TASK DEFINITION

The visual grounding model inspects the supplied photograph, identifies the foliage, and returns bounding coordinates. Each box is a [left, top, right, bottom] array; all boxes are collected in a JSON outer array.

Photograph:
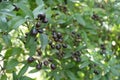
[[0, 0, 120, 80]]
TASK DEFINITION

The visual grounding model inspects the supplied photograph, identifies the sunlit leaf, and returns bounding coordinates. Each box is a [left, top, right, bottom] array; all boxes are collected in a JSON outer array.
[[40, 34, 48, 50]]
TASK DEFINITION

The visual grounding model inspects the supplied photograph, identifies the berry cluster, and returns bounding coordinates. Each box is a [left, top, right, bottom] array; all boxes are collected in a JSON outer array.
[[71, 31, 81, 46], [71, 51, 81, 62], [91, 14, 99, 21], [49, 30, 68, 59], [27, 56, 56, 70], [30, 13, 48, 38], [13, 4, 20, 11], [26, 13, 57, 70], [25, 14, 84, 71], [93, 70, 99, 75], [100, 44, 106, 55], [88, 64, 99, 75]]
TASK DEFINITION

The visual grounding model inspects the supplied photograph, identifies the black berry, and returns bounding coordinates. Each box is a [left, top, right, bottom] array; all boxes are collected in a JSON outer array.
[[94, 70, 99, 75], [51, 44, 55, 49], [37, 50, 42, 56], [30, 28, 38, 36], [38, 13, 45, 20], [36, 22, 41, 28], [57, 32, 62, 38], [27, 56, 35, 63], [36, 63, 42, 70], [38, 28, 43, 33], [92, 14, 99, 20], [76, 57, 81, 62], [56, 44, 61, 50], [48, 58, 53, 62], [100, 44, 106, 50], [13, 4, 20, 11], [49, 40, 52, 45], [76, 51, 81, 56], [58, 38, 63, 43], [54, 37, 59, 42], [42, 18, 48, 23], [62, 43, 67, 48], [50, 64, 56, 70], [43, 60, 49, 66], [52, 34, 57, 39]]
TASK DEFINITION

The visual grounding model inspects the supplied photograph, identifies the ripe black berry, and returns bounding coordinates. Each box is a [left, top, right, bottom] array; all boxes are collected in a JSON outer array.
[[36, 63, 42, 70], [71, 31, 76, 37], [50, 64, 56, 70], [58, 38, 63, 43], [49, 40, 52, 45], [36, 22, 41, 28], [43, 60, 49, 66], [42, 18, 48, 23], [51, 44, 55, 49], [76, 57, 81, 62], [54, 37, 59, 42], [38, 13, 45, 20], [13, 4, 20, 11], [62, 43, 67, 48], [48, 58, 53, 62], [92, 14, 99, 20], [38, 28, 43, 33], [100, 50, 106, 55], [52, 34, 57, 39], [37, 50, 42, 56], [57, 32, 62, 38], [76, 34, 81, 39], [30, 28, 38, 36], [52, 30, 56, 35], [56, 44, 61, 50], [94, 70, 99, 75], [71, 31, 75, 35], [76, 51, 81, 56], [100, 44, 106, 50], [27, 56, 35, 63]]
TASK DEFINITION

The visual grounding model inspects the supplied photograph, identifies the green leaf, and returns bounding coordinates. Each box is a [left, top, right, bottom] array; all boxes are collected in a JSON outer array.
[[66, 71, 77, 80], [29, 69, 38, 73], [18, 64, 29, 78], [93, 75, 101, 80], [19, 76, 34, 80], [1, 74, 7, 80], [4, 47, 23, 59], [0, 18, 9, 31], [12, 47, 23, 55], [53, 72, 60, 80], [81, 30, 88, 44], [5, 59, 19, 70], [110, 67, 120, 76], [12, 71, 18, 80], [26, 37, 37, 56], [79, 61, 90, 69], [8, 16, 25, 29], [63, 62, 74, 69], [16, 2, 34, 19], [36, 0, 44, 6], [64, 52, 72, 59], [0, 43, 3, 52], [40, 34, 48, 50], [33, 5, 44, 18], [29, 42, 37, 56], [0, 1, 12, 10], [2, 34, 12, 46], [0, 9, 15, 17], [74, 13, 86, 26]]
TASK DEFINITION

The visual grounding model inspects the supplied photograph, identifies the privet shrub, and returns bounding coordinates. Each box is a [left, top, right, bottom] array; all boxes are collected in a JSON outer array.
[[0, 0, 120, 80]]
